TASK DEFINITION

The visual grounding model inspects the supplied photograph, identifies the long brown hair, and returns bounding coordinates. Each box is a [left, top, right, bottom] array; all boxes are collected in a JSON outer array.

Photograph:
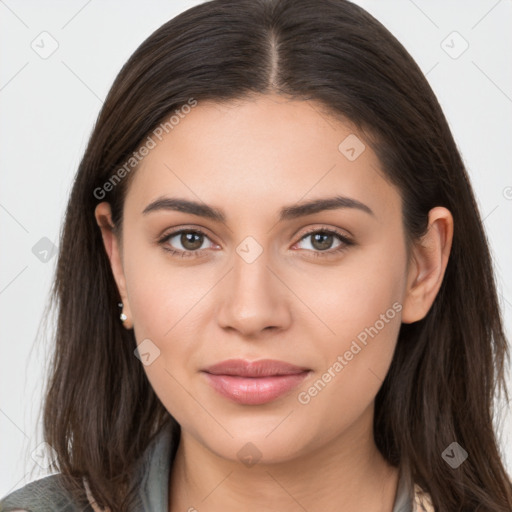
[[38, 0, 512, 510]]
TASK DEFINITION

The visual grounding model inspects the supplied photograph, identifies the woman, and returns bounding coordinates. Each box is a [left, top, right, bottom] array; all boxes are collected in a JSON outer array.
[[1, 0, 511, 511]]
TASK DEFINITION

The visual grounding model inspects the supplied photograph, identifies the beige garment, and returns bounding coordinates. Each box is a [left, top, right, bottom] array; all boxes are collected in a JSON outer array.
[[413, 483, 435, 511], [83, 478, 111, 512]]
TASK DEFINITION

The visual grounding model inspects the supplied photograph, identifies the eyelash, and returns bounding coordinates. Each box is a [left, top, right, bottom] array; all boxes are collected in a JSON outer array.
[[157, 226, 355, 259]]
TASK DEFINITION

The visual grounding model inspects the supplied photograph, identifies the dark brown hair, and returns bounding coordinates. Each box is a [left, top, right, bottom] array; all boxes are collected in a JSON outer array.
[[37, 0, 512, 510]]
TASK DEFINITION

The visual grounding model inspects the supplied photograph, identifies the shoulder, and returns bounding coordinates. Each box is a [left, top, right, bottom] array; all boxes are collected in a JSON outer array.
[[0, 474, 92, 512]]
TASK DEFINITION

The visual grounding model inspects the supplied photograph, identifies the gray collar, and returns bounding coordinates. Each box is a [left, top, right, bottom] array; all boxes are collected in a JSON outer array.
[[134, 422, 178, 511]]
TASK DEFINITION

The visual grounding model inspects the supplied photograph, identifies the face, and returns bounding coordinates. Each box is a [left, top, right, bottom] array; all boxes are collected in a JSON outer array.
[[96, 93, 448, 464]]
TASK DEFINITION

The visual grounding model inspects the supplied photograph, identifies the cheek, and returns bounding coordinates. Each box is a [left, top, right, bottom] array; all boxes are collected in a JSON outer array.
[[296, 283, 403, 443], [123, 237, 210, 339], [122, 247, 209, 427], [295, 319, 399, 449], [295, 241, 406, 412], [122, 241, 216, 398], [306, 240, 407, 343]]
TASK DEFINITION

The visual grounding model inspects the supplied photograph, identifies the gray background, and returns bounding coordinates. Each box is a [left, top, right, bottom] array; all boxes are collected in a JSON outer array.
[[1, 0, 511, 497]]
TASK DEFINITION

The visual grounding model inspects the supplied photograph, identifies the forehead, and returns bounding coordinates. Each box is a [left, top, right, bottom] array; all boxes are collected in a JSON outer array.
[[124, 94, 400, 222]]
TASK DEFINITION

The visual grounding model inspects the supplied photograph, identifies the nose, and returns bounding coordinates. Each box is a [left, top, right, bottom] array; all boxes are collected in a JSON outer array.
[[216, 244, 292, 338]]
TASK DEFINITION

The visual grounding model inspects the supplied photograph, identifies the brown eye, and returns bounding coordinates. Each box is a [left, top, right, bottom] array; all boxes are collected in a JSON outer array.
[[294, 228, 355, 257], [179, 231, 204, 251], [310, 232, 336, 251], [160, 229, 212, 255]]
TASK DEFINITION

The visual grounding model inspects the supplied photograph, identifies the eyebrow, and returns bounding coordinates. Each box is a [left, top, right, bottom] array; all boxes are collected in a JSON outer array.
[[142, 195, 374, 222]]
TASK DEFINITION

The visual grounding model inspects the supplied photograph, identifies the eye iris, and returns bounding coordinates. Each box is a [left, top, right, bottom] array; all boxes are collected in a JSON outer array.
[[181, 232, 203, 251], [311, 232, 334, 251]]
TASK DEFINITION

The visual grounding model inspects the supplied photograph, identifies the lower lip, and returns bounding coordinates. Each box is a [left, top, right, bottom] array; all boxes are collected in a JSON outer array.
[[203, 371, 310, 405]]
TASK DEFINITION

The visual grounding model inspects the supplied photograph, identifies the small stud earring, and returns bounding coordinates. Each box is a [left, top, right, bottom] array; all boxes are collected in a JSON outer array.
[[118, 302, 127, 322]]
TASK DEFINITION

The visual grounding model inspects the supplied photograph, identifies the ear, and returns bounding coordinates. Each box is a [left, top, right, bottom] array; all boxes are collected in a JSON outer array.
[[401, 206, 454, 324], [94, 202, 133, 329]]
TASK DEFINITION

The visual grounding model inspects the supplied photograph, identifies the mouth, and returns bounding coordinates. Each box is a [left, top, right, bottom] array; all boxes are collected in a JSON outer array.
[[201, 358, 311, 405]]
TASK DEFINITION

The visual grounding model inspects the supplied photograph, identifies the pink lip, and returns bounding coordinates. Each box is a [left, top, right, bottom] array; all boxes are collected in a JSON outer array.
[[202, 359, 311, 405]]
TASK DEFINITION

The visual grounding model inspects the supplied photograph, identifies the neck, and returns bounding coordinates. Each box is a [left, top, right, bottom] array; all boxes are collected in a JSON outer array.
[[168, 405, 399, 512]]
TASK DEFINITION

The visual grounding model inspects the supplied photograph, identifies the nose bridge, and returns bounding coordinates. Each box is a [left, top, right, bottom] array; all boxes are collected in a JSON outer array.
[[233, 238, 273, 300], [216, 234, 290, 335]]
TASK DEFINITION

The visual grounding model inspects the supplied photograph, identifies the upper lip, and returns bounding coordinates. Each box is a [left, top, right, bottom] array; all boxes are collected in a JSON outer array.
[[202, 359, 310, 377]]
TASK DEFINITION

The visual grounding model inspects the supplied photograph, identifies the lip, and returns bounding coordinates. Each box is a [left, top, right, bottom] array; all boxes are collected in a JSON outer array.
[[203, 358, 310, 377], [202, 359, 311, 405]]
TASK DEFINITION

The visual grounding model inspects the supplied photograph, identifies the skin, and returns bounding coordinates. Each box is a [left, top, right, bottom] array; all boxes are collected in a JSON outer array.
[[95, 93, 453, 512]]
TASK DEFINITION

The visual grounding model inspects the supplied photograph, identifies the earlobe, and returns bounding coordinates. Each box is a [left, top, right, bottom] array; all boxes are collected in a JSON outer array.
[[401, 207, 454, 324], [94, 202, 134, 329]]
